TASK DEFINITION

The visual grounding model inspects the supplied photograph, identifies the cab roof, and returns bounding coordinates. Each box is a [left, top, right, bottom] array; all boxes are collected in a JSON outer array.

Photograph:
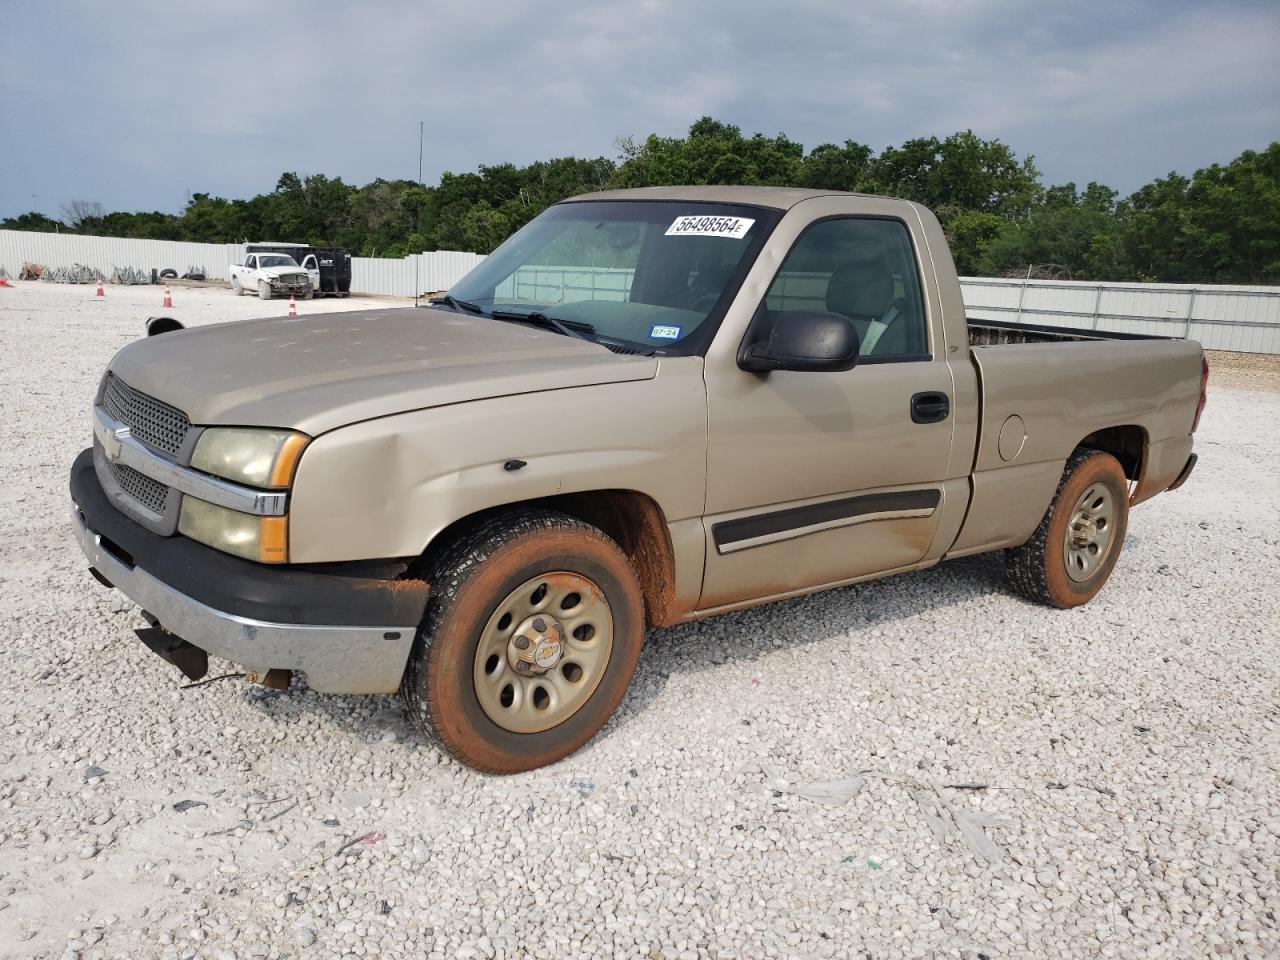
[[562, 184, 880, 210]]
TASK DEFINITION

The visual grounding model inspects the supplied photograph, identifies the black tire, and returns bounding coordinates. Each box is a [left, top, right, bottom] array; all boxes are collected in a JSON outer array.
[[401, 508, 645, 773], [159, 268, 178, 279], [1006, 449, 1129, 608]]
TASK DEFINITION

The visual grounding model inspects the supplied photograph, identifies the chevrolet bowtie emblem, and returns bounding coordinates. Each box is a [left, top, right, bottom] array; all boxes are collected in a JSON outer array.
[[102, 424, 130, 462]]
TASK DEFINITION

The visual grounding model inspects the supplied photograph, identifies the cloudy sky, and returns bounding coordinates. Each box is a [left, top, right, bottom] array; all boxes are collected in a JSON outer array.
[[2, 0, 1277, 219]]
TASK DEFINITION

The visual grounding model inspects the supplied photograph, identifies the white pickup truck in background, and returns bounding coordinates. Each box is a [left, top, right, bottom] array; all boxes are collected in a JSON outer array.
[[228, 253, 313, 301]]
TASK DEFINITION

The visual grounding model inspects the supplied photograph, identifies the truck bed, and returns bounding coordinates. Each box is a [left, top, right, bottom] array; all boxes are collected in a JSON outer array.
[[968, 317, 1171, 347]]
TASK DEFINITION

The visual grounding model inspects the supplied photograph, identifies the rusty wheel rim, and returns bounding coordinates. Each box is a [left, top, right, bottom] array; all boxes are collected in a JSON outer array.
[[473, 571, 614, 734], [1063, 482, 1116, 583]]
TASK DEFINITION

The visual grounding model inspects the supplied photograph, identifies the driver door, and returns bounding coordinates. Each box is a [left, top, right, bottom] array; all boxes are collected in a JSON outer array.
[[301, 253, 320, 292], [699, 215, 956, 610]]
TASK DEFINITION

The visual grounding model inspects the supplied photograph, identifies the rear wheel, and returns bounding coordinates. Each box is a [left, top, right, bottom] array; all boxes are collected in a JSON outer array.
[[1006, 449, 1129, 608], [231, 278, 243, 296], [258, 280, 271, 300], [401, 509, 645, 773]]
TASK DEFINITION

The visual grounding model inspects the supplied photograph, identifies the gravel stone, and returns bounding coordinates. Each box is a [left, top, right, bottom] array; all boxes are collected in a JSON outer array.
[[0, 283, 1276, 959]]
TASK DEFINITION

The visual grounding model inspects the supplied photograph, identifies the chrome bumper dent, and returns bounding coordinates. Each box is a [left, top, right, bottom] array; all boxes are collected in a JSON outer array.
[[72, 504, 417, 694]]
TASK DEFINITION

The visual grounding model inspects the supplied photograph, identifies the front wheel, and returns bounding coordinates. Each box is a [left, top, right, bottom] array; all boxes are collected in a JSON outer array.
[[402, 509, 645, 773], [1006, 449, 1129, 608], [258, 280, 272, 300]]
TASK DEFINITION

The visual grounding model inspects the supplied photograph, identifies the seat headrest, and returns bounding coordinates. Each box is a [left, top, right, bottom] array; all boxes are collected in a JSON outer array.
[[826, 262, 893, 319]]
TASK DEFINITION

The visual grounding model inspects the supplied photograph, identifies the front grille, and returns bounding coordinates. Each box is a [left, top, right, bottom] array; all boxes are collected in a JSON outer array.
[[101, 373, 191, 456], [105, 458, 168, 515]]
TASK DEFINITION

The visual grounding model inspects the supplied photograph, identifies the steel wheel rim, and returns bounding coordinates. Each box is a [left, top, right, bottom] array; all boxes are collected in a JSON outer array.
[[1063, 482, 1116, 583], [473, 571, 614, 734]]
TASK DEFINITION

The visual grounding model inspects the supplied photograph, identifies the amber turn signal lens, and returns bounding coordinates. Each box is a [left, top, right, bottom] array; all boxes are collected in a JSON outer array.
[[258, 516, 289, 563], [269, 433, 309, 488]]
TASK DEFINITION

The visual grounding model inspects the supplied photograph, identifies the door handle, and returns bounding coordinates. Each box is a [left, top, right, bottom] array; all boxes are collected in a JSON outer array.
[[910, 391, 950, 424]]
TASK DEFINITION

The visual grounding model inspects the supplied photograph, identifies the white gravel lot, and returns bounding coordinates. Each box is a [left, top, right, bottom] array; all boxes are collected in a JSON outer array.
[[1, 281, 1277, 960]]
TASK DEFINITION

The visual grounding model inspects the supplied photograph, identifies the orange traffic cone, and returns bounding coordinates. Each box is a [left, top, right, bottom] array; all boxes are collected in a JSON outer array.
[[95, 279, 105, 297], [288, 294, 297, 318], [162, 283, 173, 308]]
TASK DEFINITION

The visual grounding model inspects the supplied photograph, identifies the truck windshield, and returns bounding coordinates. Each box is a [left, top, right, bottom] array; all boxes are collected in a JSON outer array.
[[259, 255, 299, 268], [447, 200, 780, 353]]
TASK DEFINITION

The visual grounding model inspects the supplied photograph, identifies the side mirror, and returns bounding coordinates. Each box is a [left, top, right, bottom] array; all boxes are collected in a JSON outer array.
[[738, 310, 859, 373], [146, 316, 185, 337]]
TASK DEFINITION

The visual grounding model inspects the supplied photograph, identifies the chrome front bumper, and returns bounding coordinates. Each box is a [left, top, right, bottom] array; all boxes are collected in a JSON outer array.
[[72, 504, 419, 694]]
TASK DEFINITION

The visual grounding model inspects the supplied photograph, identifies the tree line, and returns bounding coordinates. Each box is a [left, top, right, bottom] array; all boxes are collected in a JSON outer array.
[[5, 118, 1277, 284]]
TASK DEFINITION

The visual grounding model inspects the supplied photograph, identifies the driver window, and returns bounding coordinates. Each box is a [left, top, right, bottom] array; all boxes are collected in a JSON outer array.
[[244, 255, 256, 268], [763, 218, 928, 361]]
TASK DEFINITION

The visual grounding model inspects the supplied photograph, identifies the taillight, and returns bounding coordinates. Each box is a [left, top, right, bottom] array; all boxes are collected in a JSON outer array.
[[1192, 354, 1209, 432]]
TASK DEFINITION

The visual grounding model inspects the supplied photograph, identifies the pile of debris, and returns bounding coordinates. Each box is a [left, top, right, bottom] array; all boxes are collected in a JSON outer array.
[[19, 262, 45, 280], [43, 263, 105, 284], [182, 265, 207, 281], [110, 266, 152, 285]]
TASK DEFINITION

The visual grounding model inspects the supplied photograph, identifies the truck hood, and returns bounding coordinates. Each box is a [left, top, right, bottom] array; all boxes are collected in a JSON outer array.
[[107, 307, 659, 436], [258, 266, 306, 278]]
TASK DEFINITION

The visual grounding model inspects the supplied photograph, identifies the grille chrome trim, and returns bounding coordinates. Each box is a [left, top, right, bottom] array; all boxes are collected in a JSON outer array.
[[102, 373, 190, 456], [93, 406, 288, 517]]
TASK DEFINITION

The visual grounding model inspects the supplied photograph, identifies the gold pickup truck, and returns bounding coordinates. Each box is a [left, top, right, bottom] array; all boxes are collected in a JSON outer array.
[[70, 186, 1207, 772]]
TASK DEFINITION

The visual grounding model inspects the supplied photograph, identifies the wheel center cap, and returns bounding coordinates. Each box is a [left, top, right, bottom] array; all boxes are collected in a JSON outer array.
[[532, 636, 563, 669], [1071, 516, 1097, 546], [510, 616, 564, 672]]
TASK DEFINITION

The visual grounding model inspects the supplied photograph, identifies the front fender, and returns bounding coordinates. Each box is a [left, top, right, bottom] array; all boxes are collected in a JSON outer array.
[[287, 359, 708, 563]]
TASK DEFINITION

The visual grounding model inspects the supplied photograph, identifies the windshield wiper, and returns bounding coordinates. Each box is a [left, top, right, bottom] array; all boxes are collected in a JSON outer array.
[[490, 309, 656, 355], [428, 294, 485, 315], [490, 309, 596, 342]]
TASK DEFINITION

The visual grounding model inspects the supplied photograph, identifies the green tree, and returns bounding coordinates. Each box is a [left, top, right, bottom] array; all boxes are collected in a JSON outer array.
[[979, 182, 1120, 279], [4, 121, 1272, 285], [1111, 144, 1280, 283], [1, 211, 65, 231], [864, 131, 1042, 269], [611, 117, 804, 188], [796, 140, 873, 191]]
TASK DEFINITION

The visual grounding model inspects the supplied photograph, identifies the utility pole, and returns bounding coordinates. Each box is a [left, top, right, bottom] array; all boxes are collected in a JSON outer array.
[[414, 120, 424, 307]]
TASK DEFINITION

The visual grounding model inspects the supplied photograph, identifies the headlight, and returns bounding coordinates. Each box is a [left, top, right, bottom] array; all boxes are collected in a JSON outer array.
[[179, 497, 289, 563], [191, 428, 308, 488]]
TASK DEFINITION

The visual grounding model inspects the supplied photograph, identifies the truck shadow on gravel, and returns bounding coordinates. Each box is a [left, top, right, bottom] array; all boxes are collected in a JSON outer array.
[[233, 552, 1011, 756], [609, 551, 1011, 729]]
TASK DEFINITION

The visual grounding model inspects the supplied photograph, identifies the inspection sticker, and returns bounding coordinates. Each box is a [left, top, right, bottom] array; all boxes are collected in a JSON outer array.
[[665, 214, 755, 239], [649, 324, 682, 340]]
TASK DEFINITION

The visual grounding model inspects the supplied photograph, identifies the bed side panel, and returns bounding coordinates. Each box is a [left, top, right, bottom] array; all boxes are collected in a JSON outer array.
[[947, 339, 1201, 555]]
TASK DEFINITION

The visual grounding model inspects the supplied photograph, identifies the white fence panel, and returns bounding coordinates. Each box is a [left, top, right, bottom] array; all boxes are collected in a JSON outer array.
[[350, 251, 485, 297], [0, 229, 245, 280], [960, 277, 1280, 354], [1, 229, 485, 299], [4, 229, 1276, 353]]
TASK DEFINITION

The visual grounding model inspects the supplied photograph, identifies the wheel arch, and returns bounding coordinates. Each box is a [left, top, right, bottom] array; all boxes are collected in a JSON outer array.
[[413, 489, 680, 628], [1075, 424, 1147, 485]]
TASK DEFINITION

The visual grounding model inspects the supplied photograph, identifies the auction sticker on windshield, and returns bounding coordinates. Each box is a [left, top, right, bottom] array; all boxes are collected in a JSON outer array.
[[665, 215, 755, 239]]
